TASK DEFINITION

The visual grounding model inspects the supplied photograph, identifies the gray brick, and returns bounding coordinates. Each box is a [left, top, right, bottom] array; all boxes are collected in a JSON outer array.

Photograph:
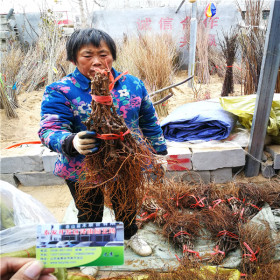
[[265, 145, 280, 169], [0, 146, 44, 174], [192, 146, 245, 171], [210, 168, 232, 183], [42, 148, 58, 172], [15, 172, 64, 186], [165, 170, 210, 184], [182, 170, 211, 184], [0, 173, 18, 187]]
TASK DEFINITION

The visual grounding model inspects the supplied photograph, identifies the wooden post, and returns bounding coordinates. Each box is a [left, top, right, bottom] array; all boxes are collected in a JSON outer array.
[[244, 0, 280, 177]]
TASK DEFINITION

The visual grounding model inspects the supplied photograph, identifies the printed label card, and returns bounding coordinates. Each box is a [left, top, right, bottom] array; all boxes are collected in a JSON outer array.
[[36, 222, 124, 268]]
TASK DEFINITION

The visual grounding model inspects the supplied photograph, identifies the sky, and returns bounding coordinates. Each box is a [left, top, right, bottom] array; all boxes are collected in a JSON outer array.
[[0, 0, 80, 14], [1, 0, 274, 17], [0, 0, 181, 14]]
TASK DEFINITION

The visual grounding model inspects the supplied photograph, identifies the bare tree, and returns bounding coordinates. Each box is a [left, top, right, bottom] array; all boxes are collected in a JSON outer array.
[[78, 0, 87, 27]]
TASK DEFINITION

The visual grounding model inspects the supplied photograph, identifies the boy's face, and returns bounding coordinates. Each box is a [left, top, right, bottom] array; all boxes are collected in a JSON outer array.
[[75, 40, 113, 78]]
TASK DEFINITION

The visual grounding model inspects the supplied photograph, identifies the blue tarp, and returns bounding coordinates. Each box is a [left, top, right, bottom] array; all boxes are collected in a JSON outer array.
[[161, 100, 237, 142]]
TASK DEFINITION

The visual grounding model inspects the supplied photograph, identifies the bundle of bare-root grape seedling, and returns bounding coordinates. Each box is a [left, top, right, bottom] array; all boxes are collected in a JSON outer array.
[[137, 178, 280, 277], [76, 69, 161, 224], [74, 69, 279, 278]]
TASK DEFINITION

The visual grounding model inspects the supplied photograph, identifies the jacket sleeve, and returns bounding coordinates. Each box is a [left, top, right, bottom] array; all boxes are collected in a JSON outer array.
[[38, 85, 75, 155], [138, 80, 167, 154]]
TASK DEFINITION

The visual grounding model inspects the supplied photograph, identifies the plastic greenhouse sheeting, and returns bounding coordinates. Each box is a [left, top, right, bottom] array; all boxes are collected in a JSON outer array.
[[220, 94, 280, 144], [160, 99, 237, 142]]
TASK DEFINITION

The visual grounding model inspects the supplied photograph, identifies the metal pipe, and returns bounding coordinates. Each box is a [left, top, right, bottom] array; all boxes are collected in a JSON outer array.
[[149, 75, 193, 97], [153, 92, 173, 106], [188, 2, 197, 87], [175, 0, 186, 14]]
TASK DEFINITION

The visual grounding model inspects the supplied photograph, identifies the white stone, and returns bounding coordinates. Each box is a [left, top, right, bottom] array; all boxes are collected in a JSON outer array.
[[42, 148, 58, 172], [192, 146, 245, 171], [0, 173, 18, 187], [15, 172, 64, 186], [166, 146, 192, 171], [0, 145, 44, 173], [265, 145, 280, 169]]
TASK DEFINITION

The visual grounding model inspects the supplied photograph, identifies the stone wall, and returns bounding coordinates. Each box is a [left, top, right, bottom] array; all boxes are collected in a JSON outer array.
[[1, 142, 279, 187], [0, 143, 244, 187]]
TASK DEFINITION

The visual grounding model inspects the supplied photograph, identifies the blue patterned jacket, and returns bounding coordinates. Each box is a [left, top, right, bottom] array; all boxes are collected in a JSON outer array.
[[38, 67, 167, 180]]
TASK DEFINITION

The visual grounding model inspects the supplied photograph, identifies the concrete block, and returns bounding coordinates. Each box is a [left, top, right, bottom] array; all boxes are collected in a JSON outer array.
[[265, 145, 280, 169], [0, 173, 18, 187], [42, 148, 58, 172], [210, 168, 232, 183], [0, 145, 44, 174], [166, 146, 192, 171], [165, 170, 210, 184], [15, 172, 64, 186], [192, 146, 245, 171]]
